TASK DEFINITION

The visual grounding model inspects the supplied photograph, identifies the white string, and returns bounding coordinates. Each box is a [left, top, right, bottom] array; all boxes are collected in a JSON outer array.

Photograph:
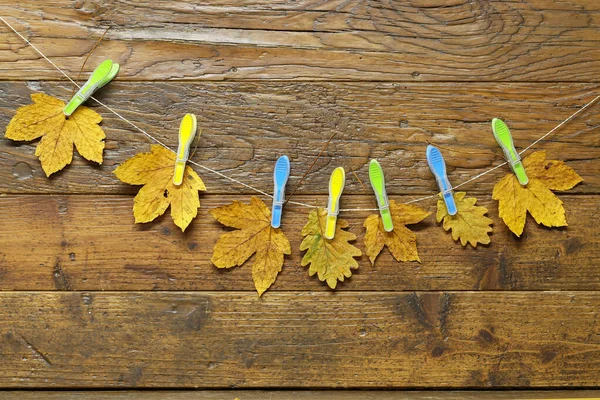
[[519, 93, 600, 155], [2, 16, 597, 213]]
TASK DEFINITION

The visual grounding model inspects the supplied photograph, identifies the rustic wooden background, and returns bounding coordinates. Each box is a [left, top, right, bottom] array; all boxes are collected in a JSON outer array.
[[1, 0, 600, 398]]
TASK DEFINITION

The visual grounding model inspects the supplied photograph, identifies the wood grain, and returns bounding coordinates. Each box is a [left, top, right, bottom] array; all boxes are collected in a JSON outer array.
[[2, 0, 600, 392], [2, 1, 600, 81], [1, 291, 600, 388], [1, 81, 598, 195], [2, 390, 600, 399], [0, 194, 596, 291]]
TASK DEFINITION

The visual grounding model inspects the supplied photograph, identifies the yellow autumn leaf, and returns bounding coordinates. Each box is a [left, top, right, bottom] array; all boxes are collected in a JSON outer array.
[[211, 196, 291, 296], [492, 150, 583, 236], [363, 200, 431, 265], [5, 93, 105, 176], [114, 144, 206, 232], [299, 208, 362, 289], [436, 192, 492, 247]]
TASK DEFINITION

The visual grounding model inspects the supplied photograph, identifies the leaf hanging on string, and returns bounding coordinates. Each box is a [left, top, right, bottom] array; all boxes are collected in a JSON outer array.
[[114, 144, 206, 232], [436, 192, 492, 247], [211, 196, 291, 296], [492, 151, 583, 236], [363, 200, 431, 265], [5, 93, 105, 176], [299, 208, 362, 289]]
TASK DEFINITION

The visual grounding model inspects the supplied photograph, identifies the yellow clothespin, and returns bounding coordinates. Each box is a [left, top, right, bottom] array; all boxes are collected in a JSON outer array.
[[63, 59, 119, 116], [173, 113, 198, 186], [324, 167, 345, 240]]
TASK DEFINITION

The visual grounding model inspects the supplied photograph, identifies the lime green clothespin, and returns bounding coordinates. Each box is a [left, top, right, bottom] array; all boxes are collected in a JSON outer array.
[[324, 167, 345, 240], [63, 59, 119, 116], [369, 159, 394, 232], [492, 118, 529, 186], [173, 113, 198, 186]]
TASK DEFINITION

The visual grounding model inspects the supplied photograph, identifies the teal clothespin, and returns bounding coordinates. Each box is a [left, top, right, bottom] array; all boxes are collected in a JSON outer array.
[[491, 118, 529, 186], [369, 159, 394, 232], [426, 145, 457, 215], [63, 59, 119, 116], [271, 155, 290, 228]]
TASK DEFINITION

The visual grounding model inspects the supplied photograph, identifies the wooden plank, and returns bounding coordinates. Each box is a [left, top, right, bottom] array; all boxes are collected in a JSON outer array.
[[2, 1, 600, 81], [2, 390, 600, 399], [0, 194, 597, 291], [1, 81, 599, 195], [0, 291, 599, 388]]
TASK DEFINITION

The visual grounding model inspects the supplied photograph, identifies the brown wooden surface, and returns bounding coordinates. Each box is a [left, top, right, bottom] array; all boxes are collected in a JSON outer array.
[[2, 2, 600, 81], [1, 0, 600, 394], [2, 390, 600, 399], [1, 291, 600, 388], [0, 194, 597, 291], [1, 82, 599, 196]]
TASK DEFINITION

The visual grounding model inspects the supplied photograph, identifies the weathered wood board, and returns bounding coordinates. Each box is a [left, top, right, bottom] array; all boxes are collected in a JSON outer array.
[[0, 194, 596, 291], [2, 2, 600, 81], [0, 82, 598, 195], [1, 291, 600, 388], [1, 0, 599, 393]]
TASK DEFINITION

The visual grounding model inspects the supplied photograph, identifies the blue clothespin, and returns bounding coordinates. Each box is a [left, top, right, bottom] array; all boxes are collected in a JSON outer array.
[[271, 155, 290, 228], [426, 145, 457, 215]]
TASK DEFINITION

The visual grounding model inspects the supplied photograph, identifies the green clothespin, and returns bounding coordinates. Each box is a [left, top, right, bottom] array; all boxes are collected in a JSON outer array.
[[63, 59, 119, 116], [492, 118, 529, 186], [369, 159, 394, 232]]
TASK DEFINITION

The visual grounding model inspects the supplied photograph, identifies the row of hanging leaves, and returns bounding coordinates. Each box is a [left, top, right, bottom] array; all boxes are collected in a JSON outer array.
[[5, 94, 583, 296]]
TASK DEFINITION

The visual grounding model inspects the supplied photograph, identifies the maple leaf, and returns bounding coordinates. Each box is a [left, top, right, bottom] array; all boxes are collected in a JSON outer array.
[[114, 144, 206, 232], [211, 196, 291, 296], [436, 192, 493, 247], [363, 200, 431, 265], [299, 208, 362, 289], [5, 93, 105, 176], [493, 150, 583, 236]]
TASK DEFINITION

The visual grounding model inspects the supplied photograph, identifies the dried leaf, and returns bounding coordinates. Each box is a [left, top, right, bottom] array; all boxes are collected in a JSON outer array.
[[436, 192, 492, 247], [114, 145, 206, 232], [211, 196, 291, 296], [363, 200, 431, 265], [299, 208, 362, 289], [5, 93, 105, 176], [492, 151, 583, 236]]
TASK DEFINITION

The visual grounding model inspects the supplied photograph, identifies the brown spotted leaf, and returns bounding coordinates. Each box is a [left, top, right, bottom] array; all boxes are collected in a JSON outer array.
[[436, 192, 492, 247], [300, 208, 361, 289]]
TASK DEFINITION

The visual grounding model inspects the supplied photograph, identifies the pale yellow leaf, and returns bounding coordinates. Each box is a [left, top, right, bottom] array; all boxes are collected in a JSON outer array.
[[436, 192, 492, 247], [114, 145, 206, 232], [211, 196, 291, 296], [299, 208, 361, 289], [5, 93, 105, 176]]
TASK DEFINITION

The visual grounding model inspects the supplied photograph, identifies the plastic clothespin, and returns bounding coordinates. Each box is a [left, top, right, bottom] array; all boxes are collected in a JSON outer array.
[[63, 59, 120, 116], [324, 167, 346, 240], [492, 118, 529, 186], [271, 155, 291, 229], [426, 145, 457, 216], [173, 113, 198, 186], [369, 159, 394, 232]]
